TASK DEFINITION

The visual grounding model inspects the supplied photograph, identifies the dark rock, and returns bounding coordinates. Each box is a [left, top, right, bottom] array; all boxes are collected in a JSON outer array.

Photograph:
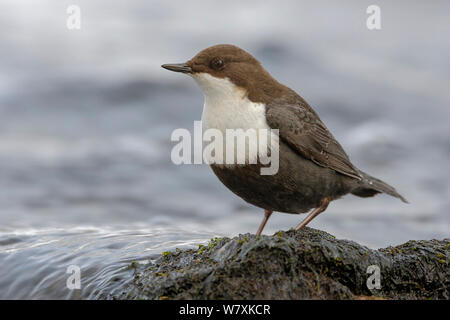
[[114, 228, 449, 300]]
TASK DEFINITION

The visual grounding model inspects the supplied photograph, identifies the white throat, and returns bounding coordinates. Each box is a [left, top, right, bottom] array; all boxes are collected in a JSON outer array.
[[191, 73, 269, 133], [189, 72, 279, 170]]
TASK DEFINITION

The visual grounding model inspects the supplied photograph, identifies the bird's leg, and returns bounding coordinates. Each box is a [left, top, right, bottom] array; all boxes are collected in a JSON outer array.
[[295, 197, 331, 231], [256, 210, 273, 235]]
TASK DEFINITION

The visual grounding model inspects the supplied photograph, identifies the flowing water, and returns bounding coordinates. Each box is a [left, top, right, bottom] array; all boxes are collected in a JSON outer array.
[[0, 0, 449, 299]]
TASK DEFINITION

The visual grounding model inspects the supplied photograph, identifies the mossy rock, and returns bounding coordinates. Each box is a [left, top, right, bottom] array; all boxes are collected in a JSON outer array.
[[111, 228, 449, 300]]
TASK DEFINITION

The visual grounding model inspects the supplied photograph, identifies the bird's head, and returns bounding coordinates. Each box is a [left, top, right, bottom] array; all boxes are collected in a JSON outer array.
[[162, 44, 283, 102]]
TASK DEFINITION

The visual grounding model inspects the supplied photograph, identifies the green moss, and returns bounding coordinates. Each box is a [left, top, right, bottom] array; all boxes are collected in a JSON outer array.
[[208, 237, 224, 251], [197, 244, 206, 255], [155, 272, 168, 277], [162, 251, 171, 256]]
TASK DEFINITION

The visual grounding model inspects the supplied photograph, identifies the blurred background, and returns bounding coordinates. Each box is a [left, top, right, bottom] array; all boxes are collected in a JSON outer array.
[[0, 0, 448, 299]]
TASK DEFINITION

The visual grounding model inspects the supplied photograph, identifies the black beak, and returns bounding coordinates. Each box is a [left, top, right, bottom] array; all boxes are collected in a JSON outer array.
[[161, 63, 192, 73]]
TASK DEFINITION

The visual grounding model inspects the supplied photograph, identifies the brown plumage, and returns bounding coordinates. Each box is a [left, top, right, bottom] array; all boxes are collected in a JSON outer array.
[[162, 44, 407, 235]]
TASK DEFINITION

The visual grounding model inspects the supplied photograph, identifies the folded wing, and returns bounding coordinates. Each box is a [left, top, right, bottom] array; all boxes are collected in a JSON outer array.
[[265, 93, 362, 180]]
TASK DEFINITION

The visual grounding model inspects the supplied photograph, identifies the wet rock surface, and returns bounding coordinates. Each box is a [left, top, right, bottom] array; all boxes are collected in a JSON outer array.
[[113, 228, 449, 300]]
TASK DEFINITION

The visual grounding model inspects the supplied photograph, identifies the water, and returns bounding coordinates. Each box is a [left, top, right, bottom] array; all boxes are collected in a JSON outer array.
[[0, 0, 449, 299]]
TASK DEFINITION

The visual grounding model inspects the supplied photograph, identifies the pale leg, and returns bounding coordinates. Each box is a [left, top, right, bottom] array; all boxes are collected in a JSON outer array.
[[256, 210, 273, 235], [295, 197, 330, 231]]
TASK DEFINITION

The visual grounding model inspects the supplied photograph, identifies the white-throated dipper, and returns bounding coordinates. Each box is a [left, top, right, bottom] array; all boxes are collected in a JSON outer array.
[[162, 44, 407, 235]]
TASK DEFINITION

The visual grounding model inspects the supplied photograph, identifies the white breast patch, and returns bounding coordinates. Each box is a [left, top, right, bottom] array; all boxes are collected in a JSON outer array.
[[190, 73, 279, 167]]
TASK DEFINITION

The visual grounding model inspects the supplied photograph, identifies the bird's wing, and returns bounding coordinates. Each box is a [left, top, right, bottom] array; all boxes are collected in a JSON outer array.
[[265, 95, 362, 180]]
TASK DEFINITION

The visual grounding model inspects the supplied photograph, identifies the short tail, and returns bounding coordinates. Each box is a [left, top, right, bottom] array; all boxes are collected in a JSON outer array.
[[351, 171, 408, 203]]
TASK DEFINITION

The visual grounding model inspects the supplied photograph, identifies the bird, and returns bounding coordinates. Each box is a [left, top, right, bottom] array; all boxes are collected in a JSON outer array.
[[162, 44, 407, 235]]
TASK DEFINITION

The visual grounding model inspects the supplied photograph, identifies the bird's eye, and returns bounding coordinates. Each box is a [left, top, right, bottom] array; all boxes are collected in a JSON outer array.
[[210, 58, 224, 70]]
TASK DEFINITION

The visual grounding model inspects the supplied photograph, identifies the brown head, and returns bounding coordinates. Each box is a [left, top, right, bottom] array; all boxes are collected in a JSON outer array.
[[162, 44, 288, 103]]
